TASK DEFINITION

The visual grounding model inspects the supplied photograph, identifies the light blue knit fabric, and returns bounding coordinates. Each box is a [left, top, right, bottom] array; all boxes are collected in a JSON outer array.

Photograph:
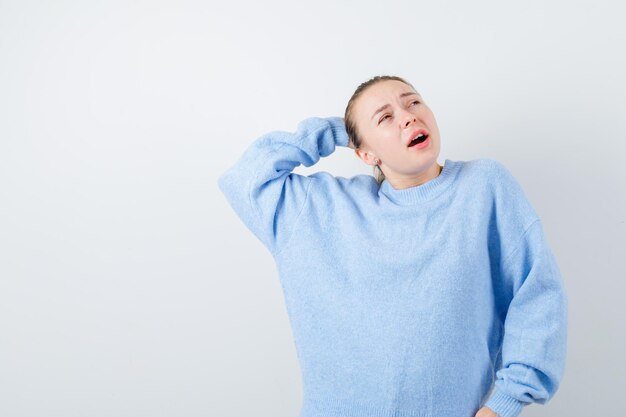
[[217, 116, 568, 417]]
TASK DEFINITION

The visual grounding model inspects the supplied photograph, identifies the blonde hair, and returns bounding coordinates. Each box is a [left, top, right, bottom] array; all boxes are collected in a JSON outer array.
[[344, 75, 418, 185]]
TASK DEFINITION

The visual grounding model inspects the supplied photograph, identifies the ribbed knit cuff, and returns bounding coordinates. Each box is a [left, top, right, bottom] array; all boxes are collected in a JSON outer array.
[[325, 116, 349, 147], [483, 388, 525, 417]]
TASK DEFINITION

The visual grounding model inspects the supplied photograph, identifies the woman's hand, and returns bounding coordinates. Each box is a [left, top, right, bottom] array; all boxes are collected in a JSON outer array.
[[474, 406, 500, 417]]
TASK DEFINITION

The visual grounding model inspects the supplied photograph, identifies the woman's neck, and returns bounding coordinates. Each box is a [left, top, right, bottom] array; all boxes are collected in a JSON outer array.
[[385, 162, 443, 190]]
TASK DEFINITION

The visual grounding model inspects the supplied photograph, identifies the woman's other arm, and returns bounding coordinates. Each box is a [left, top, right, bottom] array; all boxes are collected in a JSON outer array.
[[217, 117, 349, 256], [482, 217, 568, 417]]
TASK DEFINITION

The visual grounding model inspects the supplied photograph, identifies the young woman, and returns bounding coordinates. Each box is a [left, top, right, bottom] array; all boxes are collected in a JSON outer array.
[[218, 75, 568, 417]]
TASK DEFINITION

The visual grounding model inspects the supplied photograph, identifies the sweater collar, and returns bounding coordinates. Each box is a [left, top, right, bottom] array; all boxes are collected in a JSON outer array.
[[378, 159, 461, 205]]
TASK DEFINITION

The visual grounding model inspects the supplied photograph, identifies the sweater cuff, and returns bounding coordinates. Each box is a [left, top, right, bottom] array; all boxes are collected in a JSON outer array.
[[325, 116, 349, 147], [484, 387, 525, 417]]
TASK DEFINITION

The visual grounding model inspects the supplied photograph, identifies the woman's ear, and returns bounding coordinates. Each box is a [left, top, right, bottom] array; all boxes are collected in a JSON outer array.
[[354, 147, 378, 167]]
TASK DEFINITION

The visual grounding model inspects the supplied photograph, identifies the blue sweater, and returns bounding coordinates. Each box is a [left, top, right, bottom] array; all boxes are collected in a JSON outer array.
[[217, 116, 568, 417]]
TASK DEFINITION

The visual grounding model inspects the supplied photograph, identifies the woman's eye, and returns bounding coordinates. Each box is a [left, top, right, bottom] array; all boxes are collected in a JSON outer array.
[[410, 100, 420, 106], [379, 114, 391, 124]]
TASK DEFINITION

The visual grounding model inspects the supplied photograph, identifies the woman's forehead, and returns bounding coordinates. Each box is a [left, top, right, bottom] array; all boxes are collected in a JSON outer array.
[[356, 81, 420, 118], [365, 80, 419, 101]]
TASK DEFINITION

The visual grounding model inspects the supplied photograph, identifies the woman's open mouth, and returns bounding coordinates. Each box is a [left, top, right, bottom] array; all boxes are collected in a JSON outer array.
[[408, 133, 429, 149]]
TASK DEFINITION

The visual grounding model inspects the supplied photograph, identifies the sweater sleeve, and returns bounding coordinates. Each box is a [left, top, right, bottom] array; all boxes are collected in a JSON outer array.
[[484, 218, 568, 417], [217, 116, 349, 255]]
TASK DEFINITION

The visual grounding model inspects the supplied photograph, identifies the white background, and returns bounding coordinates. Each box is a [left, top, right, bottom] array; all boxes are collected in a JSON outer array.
[[1, 0, 624, 416]]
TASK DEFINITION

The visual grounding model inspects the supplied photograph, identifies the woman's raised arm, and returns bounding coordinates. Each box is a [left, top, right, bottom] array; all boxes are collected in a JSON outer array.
[[217, 116, 349, 255]]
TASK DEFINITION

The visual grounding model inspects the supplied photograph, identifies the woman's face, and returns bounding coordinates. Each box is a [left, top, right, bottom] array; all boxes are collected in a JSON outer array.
[[352, 80, 441, 179]]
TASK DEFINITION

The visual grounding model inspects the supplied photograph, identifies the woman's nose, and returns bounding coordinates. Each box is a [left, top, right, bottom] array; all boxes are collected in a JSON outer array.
[[402, 112, 417, 128]]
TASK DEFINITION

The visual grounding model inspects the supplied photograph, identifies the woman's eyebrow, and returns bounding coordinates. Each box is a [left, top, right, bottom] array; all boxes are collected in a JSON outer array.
[[370, 92, 420, 120], [371, 104, 391, 120]]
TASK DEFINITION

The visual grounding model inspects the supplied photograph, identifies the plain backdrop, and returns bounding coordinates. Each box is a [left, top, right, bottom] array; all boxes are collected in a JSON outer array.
[[1, 0, 625, 416]]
